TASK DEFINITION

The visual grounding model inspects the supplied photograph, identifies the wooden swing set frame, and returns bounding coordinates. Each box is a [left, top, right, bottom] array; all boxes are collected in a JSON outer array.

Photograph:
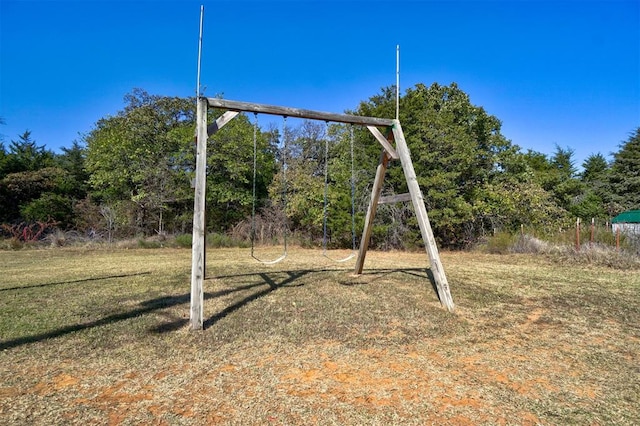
[[190, 97, 454, 330]]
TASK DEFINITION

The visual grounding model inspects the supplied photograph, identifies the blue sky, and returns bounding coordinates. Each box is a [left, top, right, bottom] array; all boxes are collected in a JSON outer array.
[[1, 0, 638, 169]]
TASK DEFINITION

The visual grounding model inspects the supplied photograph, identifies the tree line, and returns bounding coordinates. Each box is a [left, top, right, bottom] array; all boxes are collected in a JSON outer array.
[[1, 84, 638, 249]]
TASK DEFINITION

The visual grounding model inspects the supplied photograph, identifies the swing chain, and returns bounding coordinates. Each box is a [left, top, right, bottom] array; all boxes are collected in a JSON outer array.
[[349, 125, 357, 252], [323, 121, 330, 253], [322, 122, 357, 261], [251, 112, 258, 256], [281, 116, 288, 251]]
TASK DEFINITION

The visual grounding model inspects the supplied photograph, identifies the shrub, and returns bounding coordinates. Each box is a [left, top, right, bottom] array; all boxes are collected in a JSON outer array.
[[47, 229, 67, 247], [175, 233, 192, 248], [137, 239, 163, 249], [553, 243, 640, 270], [510, 234, 550, 254], [21, 193, 73, 226], [482, 232, 516, 254], [206, 232, 249, 249], [0, 237, 23, 250]]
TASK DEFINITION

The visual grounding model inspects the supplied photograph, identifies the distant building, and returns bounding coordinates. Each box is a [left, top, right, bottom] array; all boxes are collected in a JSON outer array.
[[612, 210, 640, 236]]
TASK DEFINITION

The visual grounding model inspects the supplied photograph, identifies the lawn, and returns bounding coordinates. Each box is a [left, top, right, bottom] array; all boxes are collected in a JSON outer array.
[[0, 247, 638, 425]]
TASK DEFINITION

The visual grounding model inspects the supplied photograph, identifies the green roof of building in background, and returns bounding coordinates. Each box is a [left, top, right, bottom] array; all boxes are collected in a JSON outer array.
[[611, 210, 640, 223]]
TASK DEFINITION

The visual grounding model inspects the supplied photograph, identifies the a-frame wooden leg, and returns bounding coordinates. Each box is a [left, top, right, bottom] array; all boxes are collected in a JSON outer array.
[[392, 120, 455, 312], [355, 150, 391, 275]]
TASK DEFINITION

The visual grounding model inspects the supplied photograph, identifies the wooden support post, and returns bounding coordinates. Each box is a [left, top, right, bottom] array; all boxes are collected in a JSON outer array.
[[355, 150, 391, 275], [190, 105, 240, 331], [392, 120, 454, 312], [190, 97, 208, 330], [189, 104, 240, 330]]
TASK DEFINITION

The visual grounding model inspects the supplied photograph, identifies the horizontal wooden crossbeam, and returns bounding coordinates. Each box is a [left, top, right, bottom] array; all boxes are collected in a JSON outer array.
[[205, 97, 395, 127], [378, 193, 413, 204]]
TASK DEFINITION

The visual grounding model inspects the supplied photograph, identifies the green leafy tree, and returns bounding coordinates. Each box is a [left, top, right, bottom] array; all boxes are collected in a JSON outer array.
[[570, 192, 606, 221], [85, 89, 196, 235], [277, 121, 325, 239], [274, 120, 365, 248], [0, 167, 75, 225], [354, 82, 518, 248], [205, 112, 275, 233], [323, 125, 362, 248], [21, 193, 73, 224], [476, 179, 568, 235], [86, 89, 276, 236], [0, 131, 77, 225]]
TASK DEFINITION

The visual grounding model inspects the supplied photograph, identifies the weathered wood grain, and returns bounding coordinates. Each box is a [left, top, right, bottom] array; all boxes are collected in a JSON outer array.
[[207, 98, 394, 127]]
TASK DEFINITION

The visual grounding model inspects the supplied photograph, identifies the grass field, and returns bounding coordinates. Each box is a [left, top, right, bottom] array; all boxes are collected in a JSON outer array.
[[0, 247, 638, 425]]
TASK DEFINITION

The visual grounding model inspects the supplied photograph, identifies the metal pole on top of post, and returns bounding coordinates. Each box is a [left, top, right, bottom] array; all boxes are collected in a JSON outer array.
[[196, 5, 204, 99], [396, 44, 400, 121]]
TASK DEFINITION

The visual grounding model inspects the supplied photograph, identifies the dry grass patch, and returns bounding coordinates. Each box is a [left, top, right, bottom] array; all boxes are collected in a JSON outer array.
[[0, 247, 638, 425]]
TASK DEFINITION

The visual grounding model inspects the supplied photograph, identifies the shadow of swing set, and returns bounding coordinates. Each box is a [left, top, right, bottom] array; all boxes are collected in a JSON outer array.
[[190, 97, 455, 330]]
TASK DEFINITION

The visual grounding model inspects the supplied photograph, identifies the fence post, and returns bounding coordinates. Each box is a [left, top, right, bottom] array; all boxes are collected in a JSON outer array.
[[590, 217, 595, 247], [575, 218, 581, 251]]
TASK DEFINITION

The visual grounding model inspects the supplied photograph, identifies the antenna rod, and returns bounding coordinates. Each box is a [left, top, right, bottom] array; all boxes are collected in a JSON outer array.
[[396, 44, 400, 120], [196, 5, 204, 98]]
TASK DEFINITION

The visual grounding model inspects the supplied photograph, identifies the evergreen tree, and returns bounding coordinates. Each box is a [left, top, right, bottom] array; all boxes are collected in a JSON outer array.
[[607, 128, 640, 211], [570, 153, 610, 220], [56, 141, 89, 198], [581, 153, 609, 183], [550, 145, 583, 213], [5, 131, 55, 173], [0, 131, 72, 225]]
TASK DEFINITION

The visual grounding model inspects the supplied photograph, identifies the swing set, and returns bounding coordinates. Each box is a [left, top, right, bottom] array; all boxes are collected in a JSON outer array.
[[190, 97, 455, 330]]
